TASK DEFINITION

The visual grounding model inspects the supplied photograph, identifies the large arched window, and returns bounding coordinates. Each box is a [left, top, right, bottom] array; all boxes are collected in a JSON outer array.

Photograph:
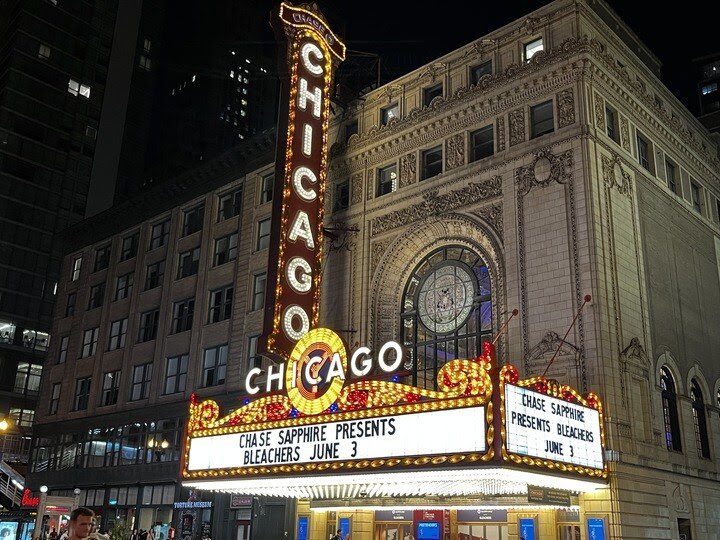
[[691, 379, 710, 459], [400, 246, 492, 389], [660, 367, 682, 452]]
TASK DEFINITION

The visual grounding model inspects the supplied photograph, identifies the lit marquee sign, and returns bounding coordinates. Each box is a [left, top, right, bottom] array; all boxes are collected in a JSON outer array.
[[259, 3, 346, 361]]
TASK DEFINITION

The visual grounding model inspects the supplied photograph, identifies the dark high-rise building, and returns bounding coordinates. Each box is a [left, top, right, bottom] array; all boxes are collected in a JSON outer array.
[[695, 52, 720, 136]]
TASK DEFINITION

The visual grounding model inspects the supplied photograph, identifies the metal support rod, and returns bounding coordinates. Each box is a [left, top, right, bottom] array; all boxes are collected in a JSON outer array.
[[541, 294, 591, 378]]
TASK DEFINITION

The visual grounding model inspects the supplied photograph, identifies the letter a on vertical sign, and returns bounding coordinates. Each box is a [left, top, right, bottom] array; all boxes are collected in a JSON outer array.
[[259, 3, 345, 361]]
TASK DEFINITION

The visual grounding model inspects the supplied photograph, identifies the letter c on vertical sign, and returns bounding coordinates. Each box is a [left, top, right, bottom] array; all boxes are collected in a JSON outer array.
[[300, 42, 324, 76]]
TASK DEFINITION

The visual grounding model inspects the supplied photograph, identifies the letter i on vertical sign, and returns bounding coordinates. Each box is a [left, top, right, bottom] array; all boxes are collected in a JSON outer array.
[[259, 3, 345, 362]]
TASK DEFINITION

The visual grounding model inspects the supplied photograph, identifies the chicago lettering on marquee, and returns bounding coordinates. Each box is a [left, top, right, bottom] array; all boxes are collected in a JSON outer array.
[[259, 3, 346, 361]]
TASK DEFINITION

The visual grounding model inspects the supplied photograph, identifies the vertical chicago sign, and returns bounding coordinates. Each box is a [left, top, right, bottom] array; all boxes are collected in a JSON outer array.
[[259, 3, 345, 361]]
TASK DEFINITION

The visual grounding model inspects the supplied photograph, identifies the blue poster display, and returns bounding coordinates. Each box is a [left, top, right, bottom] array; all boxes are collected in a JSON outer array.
[[298, 516, 309, 540], [519, 518, 536, 540], [587, 518, 606, 540], [339, 517, 351, 539]]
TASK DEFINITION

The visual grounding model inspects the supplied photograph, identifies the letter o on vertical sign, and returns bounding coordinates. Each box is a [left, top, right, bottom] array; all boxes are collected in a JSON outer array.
[[283, 305, 310, 341]]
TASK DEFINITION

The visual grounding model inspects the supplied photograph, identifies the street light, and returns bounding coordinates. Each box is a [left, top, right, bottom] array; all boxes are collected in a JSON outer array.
[[0, 418, 10, 431], [35, 486, 49, 538], [40, 485, 48, 493]]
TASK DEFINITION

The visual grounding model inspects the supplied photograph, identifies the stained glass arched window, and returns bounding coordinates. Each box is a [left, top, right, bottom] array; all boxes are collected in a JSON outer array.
[[400, 246, 492, 389], [660, 367, 682, 452]]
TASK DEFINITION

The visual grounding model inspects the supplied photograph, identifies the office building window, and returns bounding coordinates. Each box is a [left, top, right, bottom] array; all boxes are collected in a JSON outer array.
[[14, 362, 42, 394], [79, 84, 91, 98], [421, 146, 443, 180], [108, 318, 128, 351], [138, 310, 159, 342], [256, 218, 271, 251], [691, 380, 710, 459], [381, 103, 399, 125], [605, 106, 619, 143], [524, 37, 543, 61], [120, 233, 139, 261], [68, 79, 80, 96], [149, 220, 170, 250], [49, 383, 61, 415], [470, 60, 492, 85], [218, 188, 243, 221], [182, 204, 205, 236], [470, 125, 494, 162], [71, 256, 82, 281], [636, 131, 652, 172], [664, 160, 677, 194], [164, 355, 189, 395], [252, 273, 266, 311], [377, 164, 398, 197], [115, 272, 134, 301], [177, 247, 200, 279], [170, 298, 195, 334], [691, 181, 702, 213], [660, 367, 682, 452], [88, 283, 105, 310], [260, 173, 274, 204], [209, 286, 233, 323], [74, 377, 91, 411], [345, 120, 358, 142], [423, 83, 443, 107], [139, 55, 151, 70], [65, 292, 76, 317], [530, 100, 554, 138], [145, 260, 165, 290], [58, 336, 69, 363], [202, 345, 228, 387], [81, 328, 99, 358], [130, 363, 153, 401], [8, 408, 34, 427], [214, 233, 238, 266], [100, 371, 121, 407], [334, 180, 350, 211], [38, 43, 51, 59], [94, 245, 111, 272], [248, 335, 262, 370]]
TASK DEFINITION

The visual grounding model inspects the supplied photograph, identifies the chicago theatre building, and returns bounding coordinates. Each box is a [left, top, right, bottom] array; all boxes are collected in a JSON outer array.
[[26, 0, 720, 539]]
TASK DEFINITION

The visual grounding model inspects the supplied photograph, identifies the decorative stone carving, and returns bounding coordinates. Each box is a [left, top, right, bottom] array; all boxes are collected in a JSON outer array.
[[672, 484, 689, 513], [399, 153, 417, 189], [463, 38, 496, 59], [515, 147, 573, 196], [594, 93, 606, 132], [509, 108, 525, 146], [556, 88, 575, 128], [445, 133, 465, 170], [350, 173, 363, 205], [496, 117, 506, 151], [619, 116, 631, 152], [601, 153, 632, 196], [417, 62, 447, 83], [525, 331, 580, 385], [380, 84, 403, 104], [370, 239, 394, 278], [371, 176, 502, 235], [519, 17, 539, 35], [366, 169, 375, 201], [473, 204, 504, 238]]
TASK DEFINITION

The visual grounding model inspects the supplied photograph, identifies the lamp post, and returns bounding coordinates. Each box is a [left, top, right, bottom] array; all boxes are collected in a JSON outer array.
[[73, 487, 81, 510], [34, 485, 48, 540]]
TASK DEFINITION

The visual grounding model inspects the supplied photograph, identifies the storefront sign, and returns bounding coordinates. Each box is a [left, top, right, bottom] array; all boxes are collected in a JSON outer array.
[[187, 406, 486, 471], [173, 501, 212, 509], [504, 383, 603, 470], [455, 509, 508, 522], [230, 495, 252, 508], [527, 485, 572, 506], [375, 510, 412, 522]]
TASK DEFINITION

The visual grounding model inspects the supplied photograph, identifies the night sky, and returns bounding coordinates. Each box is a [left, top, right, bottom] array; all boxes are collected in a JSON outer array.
[[260, 0, 716, 115]]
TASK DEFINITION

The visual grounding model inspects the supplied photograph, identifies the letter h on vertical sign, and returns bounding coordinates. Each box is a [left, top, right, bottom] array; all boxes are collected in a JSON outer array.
[[259, 3, 345, 362]]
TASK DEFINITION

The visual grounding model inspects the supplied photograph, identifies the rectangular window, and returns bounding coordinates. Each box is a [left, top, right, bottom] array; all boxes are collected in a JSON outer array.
[[164, 355, 189, 394], [665, 160, 677, 194], [79, 84, 91, 99], [218, 187, 243, 221], [115, 272, 134, 300], [68, 79, 79, 96], [701, 82, 718, 95], [470, 125, 494, 162], [248, 335, 262, 370], [182, 204, 205, 236], [209, 286, 234, 323], [14, 362, 42, 394], [49, 383, 61, 415], [87, 283, 105, 309], [100, 370, 120, 406], [691, 181, 702, 213], [38, 43, 51, 59], [138, 310, 159, 342], [94, 245, 111, 272], [636, 131, 652, 172], [120, 233, 139, 261], [8, 408, 34, 427], [421, 146, 443, 180], [130, 363, 153, 401], [334, 180, 350, 211], [108, 318, 128, 350], [170, 298, 195, 334], [143, 38, 152, 53], [470, 60, 492, 85], [149, 219, 170, 250], [524, 37, 543, 61], [202, 345, 228, 387], [71, 256, 82, 281], [260, 173, 274, 204], [252, 273, 266, 311], [256, 218, 271, 251], [530, 100, 554, 139], [81, 328, 99, 358], [65, 292, 76, 317], [214, 233, 238, 266], [345, 120, 358, 142], [716, 199, 720, 225], [605, 106, 619, 143], [381, 103, 399, 125], [177, 247, 200, 279], [74, 377, 91, 411], [377, 164, 398, 197], [58, 336, 69, 363], [139, 55, 151, 70], [145, 260, 165, 290], [423, 83, 443, 107]]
